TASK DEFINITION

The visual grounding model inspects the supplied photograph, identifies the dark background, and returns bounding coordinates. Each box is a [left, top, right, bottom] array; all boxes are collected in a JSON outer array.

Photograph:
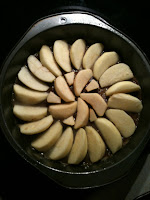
[[0, 1, 150, 199]]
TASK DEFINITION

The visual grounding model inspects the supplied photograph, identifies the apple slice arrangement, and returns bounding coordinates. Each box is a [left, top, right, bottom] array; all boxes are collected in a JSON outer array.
[[13, 39, 143, 165]]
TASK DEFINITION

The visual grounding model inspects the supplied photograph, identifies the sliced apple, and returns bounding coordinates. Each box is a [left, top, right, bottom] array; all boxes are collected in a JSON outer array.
[[39, 45, 62, 77], [74, 98, 89, 129], [27, 55, 55, 82], [64, 72, 75, 86], [54, 76, 75, 102], [13, 104, 47, 121], [108, 93, 143, 113], [49, 102, 77, 119], [89, 108, 97, 122], [19, 115, 53, 135], [63, 116, 75, 126], [13, 84, 48, 105], [48, 127, 74, 160], [70, 39, 86, 69], [85, 126, 106, 163], [74, 69, 93, 96], [95, 118, 122, 154], [68, 128, 87, 164], [106, 81, 141, 96], [31, 121, 63, 152], [85, 79, 99, 92], [53, 40, 72, 72], [47, 92, 61, 104], [93, 51, 119, 80], [99, 63, 134, 88], [80, 93, 107, 116], [18, 66, 49, 92], [105, 109, 136, 138], [83, 43, 104, 69]]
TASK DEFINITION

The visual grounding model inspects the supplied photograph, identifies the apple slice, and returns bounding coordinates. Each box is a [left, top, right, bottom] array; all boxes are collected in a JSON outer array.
[[85, 126, 106, 163], [74, 69, 93, 96], [13, 84, 48, 105], [31, 121, 63, 152], [63, 116, 75, 126], [68, 128, 87, 164], [64, 72, 75, 86], [89, 108, 97, 122], [53, 40, 72, 72], [27, 55, 55, 82], [105, 109, 136, 138], [13, 104, 47, 121], [70, 39, 86, 69], [48, 127, 74, 160], [19, 115, 53, 135], [55, 76, 75, 102], [74, 98, 89, 129], [39, 45, 62, 77], [93, 51, 119, 80], [106, 81, 141, 96], [95, 118, 122, 154], [49, 102, 77, 119], [47, 92, 61, 104], [18, 66, 49, 92], [99, 63, 134, 88], [108, 93, 143, 112], [80, 93, 107, 116], [85, 79, 99, 92], [83, 43, 104, 69]]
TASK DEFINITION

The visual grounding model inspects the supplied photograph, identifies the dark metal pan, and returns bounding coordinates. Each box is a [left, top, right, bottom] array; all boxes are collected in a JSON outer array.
[[0, 11, 150, 188]]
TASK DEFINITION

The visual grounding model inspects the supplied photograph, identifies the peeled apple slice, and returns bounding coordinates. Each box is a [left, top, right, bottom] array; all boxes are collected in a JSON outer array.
[[19, 115, 53, 135], [18, 66, 49, 92], [83, 43, 104, 69], [85, 79, 99, 92], [105, 109, 136, 138], [13, 84, 48, 105], [31, 121, 63, 152], [63, 116, 75, 126], [13, 104, 47, 121], [47, 92, 61, 104], [53, 40, 72, 72], [39, 45, 62, 77], [106, 81, 141, 96], [86, 126, 106, 163], [48, 127, 73, 160], [108, 93, 143, 112], [64, 72, 75, 86], [70, 39, 86, 69], [93, 51, 119, 80], [95, 118, 122, 154], [68, 128, 87, 164]]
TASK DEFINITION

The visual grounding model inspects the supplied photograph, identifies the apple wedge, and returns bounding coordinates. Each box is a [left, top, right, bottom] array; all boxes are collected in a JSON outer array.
[[13, 104, 47, 121], [83, 43, 104, 69], [31, 121, 63, 152], [108, 93, 143, 113], [95, 118, 122, 154], [63, 116, 75, 126], [27, 55, 55, 82], [18, 66, 49, 92], [99, 63, 134, 88], [13, 84, 48, 105], [54, 76, 75, 102], [47, 92, 61, 104], [105, 109, 136, 138], [70, 39, 86, 69], [53, 40, 72, 72], [74, 69, 93, 96], [48, 127, 73, 160], [68, 128, 87, 164], [86, 126, 106, 163], [89, 108, 97, 122], [93, 51, 119, 80], [39, 45, 62, 77], [85, 79, 99, 92], [19, 115, 53, 135], [80, 93, 107, 116], [64, 72, 75, 86], [74, 98, 89, 129], [49, 102, 77, 119], [106, 81, 141, 96]]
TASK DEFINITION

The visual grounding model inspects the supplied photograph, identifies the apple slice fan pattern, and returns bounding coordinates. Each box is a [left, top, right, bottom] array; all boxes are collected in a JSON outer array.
[[13, 39, 143, 165]]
